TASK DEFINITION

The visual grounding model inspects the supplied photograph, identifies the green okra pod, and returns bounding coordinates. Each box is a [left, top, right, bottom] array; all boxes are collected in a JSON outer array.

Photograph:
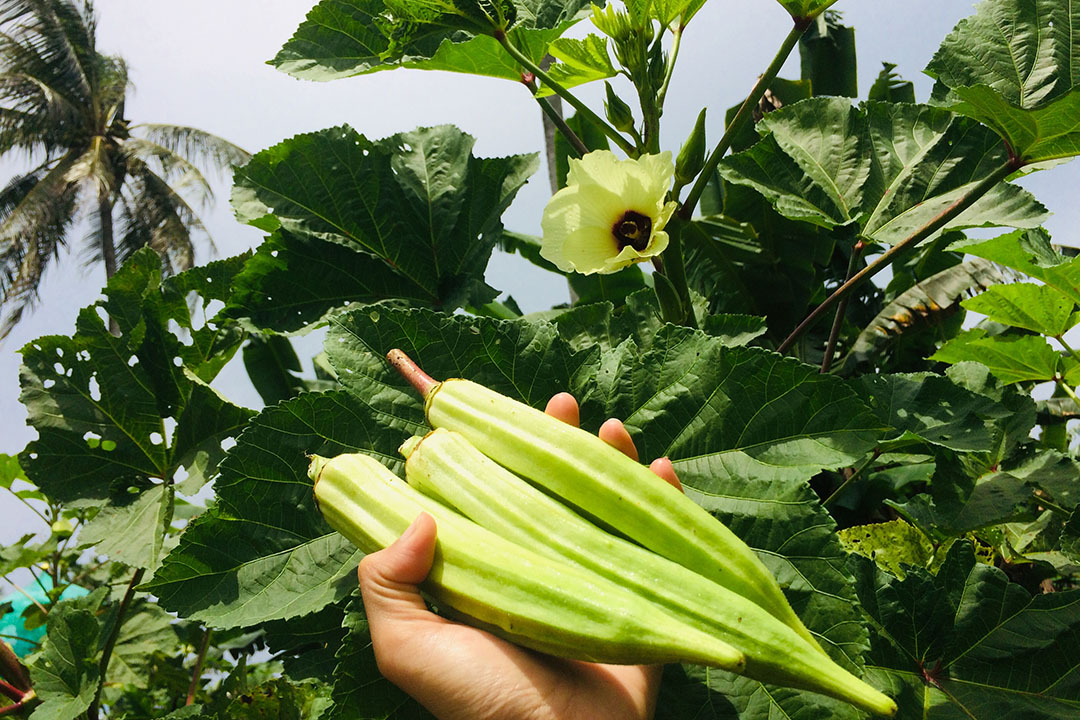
[[386, 349, 820, 652], [310, 452, 747, 671], [400, 429, 897, 717]]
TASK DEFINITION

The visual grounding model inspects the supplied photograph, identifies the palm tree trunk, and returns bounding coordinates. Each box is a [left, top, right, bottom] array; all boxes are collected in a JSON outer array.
[[98, 190, 119, 334], [99, 191, 116, 279]]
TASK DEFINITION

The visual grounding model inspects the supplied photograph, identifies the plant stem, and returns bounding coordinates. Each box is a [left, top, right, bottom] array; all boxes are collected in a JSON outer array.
[[1036, 492, 1073, 518], [1056, 378, 1080, 411], [0, 642, 28, 693], [824, 449, 881, 507], [495, 30, 637, 156], [2, 485, 50, 525], [679, 18, 810, 220], [662, 216, 697, 327], [0, 691, 34, 718], [655, 21, 684, 111], [387, 349, 439, 398], [524, 78, 588, 158], [0, 635, 37, 650], [821, 240, 865, 373], [87, 567, 145, 720], [1055, 334, 1080, 362], [1, 579, 47, 617], [185, 628, 212, 706], [0, 679, 22, 703], [778, 158, 1021, 354]]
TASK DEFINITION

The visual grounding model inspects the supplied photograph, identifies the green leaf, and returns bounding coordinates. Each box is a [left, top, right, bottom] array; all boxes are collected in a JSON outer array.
[[868, 62, 915, 104], [542, 34, 616, 95], [853, 372, 1013, 453], [800, 14, 857, 98], [926, 0, 1080, 162], [262, 605, 349, 683], [0, 453, 26, 490], [327, 593, 434, 720], [19, 250, 251, 549], [1004, 447, 1080, 510], [961, 282, 1077, 336], [944, 362, 1037, 459], [950, 228, 1080, 305], [701, 313, 768, 347], [77, 485, 172, 571], [854, 543, 1080, 718], [107, 602, 180, 689], [838, 519, 935, 580], [270, 0, 579, 81], [27, 602, 100, 720], [773, 0, 839, 20], [223, 677, 330, 720], [143, 391, 397, 627], [228, 125, 537, 331], [719, 99, 1048, 246], [931, 329, 1062, 384], [893, 472, 1037, 537]]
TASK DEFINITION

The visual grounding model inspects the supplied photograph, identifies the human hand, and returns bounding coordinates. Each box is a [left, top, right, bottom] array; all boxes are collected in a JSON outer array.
[[356, 392, 681, 720]]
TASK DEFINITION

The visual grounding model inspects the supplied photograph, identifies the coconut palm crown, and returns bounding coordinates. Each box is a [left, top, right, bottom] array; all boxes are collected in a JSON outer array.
[[0, 0, 251, 335]]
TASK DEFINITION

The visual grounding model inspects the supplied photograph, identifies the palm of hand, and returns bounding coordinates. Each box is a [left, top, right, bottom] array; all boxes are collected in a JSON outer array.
[[357, 393, 680, 720]]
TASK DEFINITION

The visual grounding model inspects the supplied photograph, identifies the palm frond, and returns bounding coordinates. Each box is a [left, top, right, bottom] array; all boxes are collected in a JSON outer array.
[[102, 157, 206, 275], [0, 154, 80, 335], [120, 136, 214, 208], [839, 258, 1015, 372], [132, 123, 251, 175], [0, 1, 93, 103]]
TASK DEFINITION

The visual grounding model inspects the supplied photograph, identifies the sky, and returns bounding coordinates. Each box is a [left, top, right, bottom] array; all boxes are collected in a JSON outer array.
[[2, 0, 1079, 552]]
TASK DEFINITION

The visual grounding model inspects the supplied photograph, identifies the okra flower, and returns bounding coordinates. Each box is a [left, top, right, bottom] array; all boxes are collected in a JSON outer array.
[[540, 150, 677, 275]]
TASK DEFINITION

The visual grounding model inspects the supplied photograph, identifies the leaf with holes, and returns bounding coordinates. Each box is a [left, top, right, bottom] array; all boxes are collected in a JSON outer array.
[[19, 249, 252, 569]]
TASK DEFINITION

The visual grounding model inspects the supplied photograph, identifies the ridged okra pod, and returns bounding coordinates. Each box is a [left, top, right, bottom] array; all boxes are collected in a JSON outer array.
[[309, 452, 747, 670], [386, 349, 820, 652], [400, 429, 897, 717]]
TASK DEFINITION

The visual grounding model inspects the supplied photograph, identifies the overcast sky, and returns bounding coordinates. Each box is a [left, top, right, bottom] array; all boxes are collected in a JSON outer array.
[[2, 0, 1078, 549]]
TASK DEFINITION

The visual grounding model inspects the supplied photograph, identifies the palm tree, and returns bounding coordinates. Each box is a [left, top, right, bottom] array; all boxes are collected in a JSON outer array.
[[0, 0, 250, 335]]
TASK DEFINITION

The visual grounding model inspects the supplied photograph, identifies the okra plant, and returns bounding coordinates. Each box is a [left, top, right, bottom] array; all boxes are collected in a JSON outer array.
[[3, 0, 1080, 718]]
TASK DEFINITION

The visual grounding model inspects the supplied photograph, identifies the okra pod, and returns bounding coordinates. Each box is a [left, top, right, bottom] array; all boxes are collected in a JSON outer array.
[[386, 349, 820, 652], [400, 429, 897, 717], [310, 452, 747, 671]]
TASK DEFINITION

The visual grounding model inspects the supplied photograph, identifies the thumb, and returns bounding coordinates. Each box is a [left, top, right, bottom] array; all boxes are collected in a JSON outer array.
[[358, 512, 439, 623]]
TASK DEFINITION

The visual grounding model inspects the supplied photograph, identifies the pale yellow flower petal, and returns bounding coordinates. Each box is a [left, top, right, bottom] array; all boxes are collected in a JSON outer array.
[[540, 150, 675, 275]]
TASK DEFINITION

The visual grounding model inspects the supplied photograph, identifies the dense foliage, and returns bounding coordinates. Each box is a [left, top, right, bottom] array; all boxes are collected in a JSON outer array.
[[2, 0, 1079, 718]]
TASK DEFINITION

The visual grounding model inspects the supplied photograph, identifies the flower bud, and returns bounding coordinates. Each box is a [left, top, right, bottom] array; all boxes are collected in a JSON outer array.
[[604, 82, 636, 134], [675, 108, 707, 185]]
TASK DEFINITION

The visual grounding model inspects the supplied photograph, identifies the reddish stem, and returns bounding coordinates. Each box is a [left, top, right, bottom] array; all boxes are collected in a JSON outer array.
[[0, 700, 28, 717], [0, 679, 22, 703], [0, 642, 29, 692], [387, 349, 439, 398]]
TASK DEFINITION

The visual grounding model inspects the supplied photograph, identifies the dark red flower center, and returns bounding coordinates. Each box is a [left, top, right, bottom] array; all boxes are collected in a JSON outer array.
[[612, 210, 652, 251]]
